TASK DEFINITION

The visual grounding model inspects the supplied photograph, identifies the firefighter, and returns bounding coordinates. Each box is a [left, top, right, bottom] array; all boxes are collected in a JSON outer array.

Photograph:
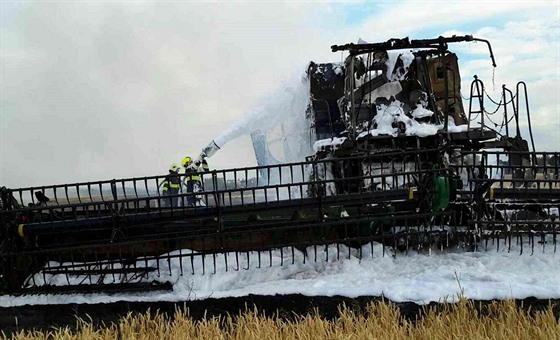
[[200, 154, 210, 173], [160, 163, 182, 207], [182, 155, 209, 206]]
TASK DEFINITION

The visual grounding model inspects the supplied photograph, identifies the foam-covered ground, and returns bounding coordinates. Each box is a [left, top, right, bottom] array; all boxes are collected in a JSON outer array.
[[1, 240, 558, 307]]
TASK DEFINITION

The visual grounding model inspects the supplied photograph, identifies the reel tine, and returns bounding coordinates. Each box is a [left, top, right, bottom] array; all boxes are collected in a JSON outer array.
[[508, 229, 512, 253], [213, 253, 216, 274], [168, 251, 172, 277], [392, 219, 397, 257], [235, 251, 239, 271], [531, 232, 535, 256], [358, 243, 362, 260], [202, 253, 205, 276], [484, 229, 488, 252], [314, 244, 317, 262], [381, 218, 386, 257], [63, 254, 70, 286], [179, 248, 184, 276], [191, 249, 195, 275], [404, 216, 409, 255], [541, 229, 546, 254], [554, 230, 557, 253], [201, 238, 206, 275], [291, 246, 295, 265], [337, 242, 340, 261], [520, 229, 524, 255], [224, 251, 228, 272]]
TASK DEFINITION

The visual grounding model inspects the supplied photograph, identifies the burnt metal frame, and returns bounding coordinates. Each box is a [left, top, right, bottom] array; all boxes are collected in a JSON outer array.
[[330, 35, 496, 140]]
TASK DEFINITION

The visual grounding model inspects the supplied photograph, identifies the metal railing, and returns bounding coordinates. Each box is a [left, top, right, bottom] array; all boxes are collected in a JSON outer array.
[[1, 147, 558, 292]]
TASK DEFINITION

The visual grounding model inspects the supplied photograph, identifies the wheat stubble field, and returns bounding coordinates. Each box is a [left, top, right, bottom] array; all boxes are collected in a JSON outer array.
[[1, 295, 559, 339]]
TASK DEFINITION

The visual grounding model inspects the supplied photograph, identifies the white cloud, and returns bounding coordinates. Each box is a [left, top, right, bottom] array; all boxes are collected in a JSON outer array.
[[1, 2, 328, 186], [451, 16, 560, 151], [348, 0, 552, 41], [1, 1, 558, 187]]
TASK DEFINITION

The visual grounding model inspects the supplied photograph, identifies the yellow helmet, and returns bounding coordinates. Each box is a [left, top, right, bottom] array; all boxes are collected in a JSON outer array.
[[169, 163, 181, 172], [182, 156, 192, 168]]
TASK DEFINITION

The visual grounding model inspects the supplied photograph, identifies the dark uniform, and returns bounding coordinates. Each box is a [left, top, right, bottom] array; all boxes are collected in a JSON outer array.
[[162, 172, 181, 207], [183, 156, 209, 206], [200, 159, 209, 190]]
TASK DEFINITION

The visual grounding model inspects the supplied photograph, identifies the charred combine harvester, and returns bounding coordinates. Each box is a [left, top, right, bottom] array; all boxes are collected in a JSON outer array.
[[1, 35, 558, 294]]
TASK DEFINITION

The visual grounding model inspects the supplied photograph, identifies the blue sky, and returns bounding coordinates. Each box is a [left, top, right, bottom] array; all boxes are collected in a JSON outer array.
[[1, 1, 558, 187]]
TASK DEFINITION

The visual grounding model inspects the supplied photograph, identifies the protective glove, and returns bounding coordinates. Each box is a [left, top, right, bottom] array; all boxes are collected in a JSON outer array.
[[196, 153, 206, 165]]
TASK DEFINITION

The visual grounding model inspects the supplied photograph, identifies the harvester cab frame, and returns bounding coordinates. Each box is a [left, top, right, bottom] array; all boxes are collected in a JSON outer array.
[[310, 35, 497, 149]]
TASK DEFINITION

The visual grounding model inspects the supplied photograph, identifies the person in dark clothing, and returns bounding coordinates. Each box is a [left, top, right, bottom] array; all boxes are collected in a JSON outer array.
[[160, 163, 182, 207], [182, 155, 209, 206]]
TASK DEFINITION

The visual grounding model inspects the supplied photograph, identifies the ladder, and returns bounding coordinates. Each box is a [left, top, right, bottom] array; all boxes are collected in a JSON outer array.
[[467, 75, 485, 130]]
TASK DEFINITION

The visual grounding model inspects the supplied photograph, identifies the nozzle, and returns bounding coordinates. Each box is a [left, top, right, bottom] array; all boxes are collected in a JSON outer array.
[[202, 140, 220, 158]]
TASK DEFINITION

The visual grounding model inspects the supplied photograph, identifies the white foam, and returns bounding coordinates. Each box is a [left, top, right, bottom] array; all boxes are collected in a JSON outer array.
[[213, 74, 311, 163], [313, 137, 347, 152], [1, 242, 557, 307], [411, 106, 434, 119], [385, 51, 415, 81]]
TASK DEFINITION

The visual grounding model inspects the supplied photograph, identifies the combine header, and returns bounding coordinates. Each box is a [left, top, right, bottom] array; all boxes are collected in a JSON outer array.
[[1, 35, 558, 294]]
